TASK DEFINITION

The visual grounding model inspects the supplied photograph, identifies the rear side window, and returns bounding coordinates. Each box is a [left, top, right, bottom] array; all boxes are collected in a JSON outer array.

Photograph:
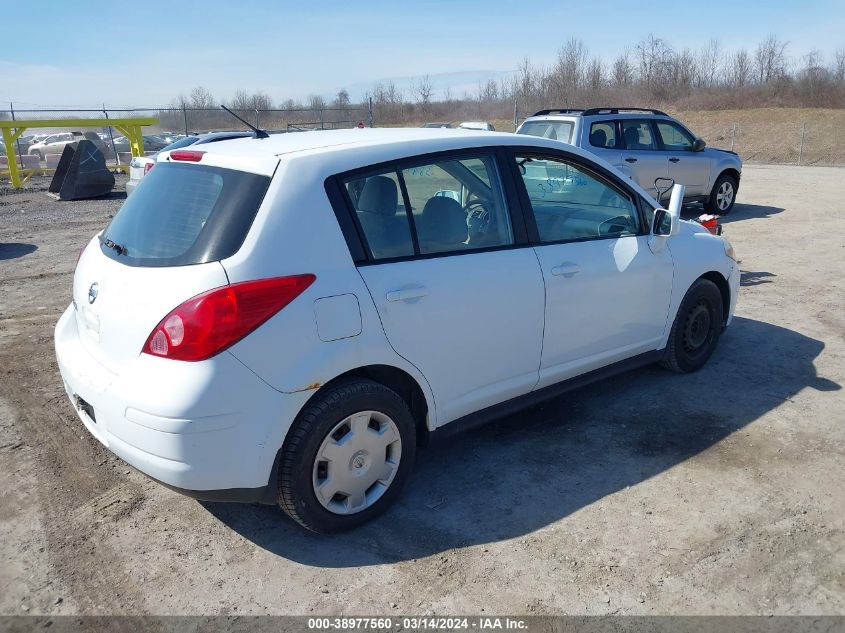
[[589, 122, 617, 148], [100, 162, 271, 267], [344, 170, 415, 260], [621, 120, 657, 150]]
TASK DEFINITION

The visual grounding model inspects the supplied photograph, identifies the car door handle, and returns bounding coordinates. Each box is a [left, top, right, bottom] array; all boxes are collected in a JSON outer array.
[[669, 157, 680, 163], [551, 264, 580, 278], [624, 157, 637, 163], [386, 286, 429, 302]]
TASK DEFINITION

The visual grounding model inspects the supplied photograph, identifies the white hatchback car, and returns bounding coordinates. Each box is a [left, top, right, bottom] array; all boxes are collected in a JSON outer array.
[[56, 128, 739, 533]]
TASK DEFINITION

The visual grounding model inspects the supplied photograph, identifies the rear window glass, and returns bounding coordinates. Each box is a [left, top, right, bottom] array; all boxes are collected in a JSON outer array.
[[100, 162, 271, 267], [517, 120, 574, 143]]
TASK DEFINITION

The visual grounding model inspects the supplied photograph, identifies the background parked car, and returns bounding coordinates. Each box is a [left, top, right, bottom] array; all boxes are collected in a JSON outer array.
[[459, 121, 495, 131], [27, 131, 109, 160], [109, 134, 169, 155], [517, 107, 743, 214], [126, 131, 253, 195]]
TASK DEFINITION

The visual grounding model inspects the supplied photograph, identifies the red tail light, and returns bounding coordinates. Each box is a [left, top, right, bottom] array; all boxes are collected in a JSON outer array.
[[143, 161, 155, 175], [169, 150, 205, 162], [143, 275, 315, 361]]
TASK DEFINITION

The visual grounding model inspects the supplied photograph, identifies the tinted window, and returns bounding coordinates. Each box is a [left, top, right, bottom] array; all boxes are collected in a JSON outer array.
[[343, 153, 513, 260], [656, 121, 695, 150], [400, 154, 512, 254], [621, 120, 657, 150], [517, 120, 574, 143], [589, 121, 617, 148], [515, 154, 640, 242], [100, 162, 270, 267], [344, 170, 414, 260]]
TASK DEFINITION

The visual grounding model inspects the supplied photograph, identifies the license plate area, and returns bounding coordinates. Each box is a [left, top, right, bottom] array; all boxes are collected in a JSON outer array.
[[74, 395, 97, 424]]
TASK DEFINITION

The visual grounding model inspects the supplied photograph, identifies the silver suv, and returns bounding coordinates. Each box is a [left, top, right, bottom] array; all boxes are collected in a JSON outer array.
[[517, 108, 742, 214]]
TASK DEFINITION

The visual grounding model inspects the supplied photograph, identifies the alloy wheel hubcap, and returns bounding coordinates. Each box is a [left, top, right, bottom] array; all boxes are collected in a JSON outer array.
[[312, 411, 402, 515], [716, 182, 734, 210]]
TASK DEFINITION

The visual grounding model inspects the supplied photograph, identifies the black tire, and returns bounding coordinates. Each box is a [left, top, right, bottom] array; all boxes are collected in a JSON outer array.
[[661, 278, 724, 373], [277, 379, 416, 533], [32, 150, 43, 161], [705, 173, 738, 215]]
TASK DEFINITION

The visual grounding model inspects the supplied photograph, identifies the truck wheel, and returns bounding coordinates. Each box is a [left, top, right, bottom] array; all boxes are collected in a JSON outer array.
[[661, 278, 724, 373], [706, 173, 738, 215], [277, 379, 416, 533]]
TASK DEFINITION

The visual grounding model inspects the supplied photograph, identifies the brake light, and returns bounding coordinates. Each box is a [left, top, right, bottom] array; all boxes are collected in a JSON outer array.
[[143, 275, 316, 361], [143, 161, 155, 175], [169, 150, 205, 162]]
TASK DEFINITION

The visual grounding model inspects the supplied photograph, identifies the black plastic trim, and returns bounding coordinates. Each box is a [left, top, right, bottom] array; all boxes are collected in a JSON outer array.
[[430, 350, 664, 442], [324, 177, 367, 263], [582, 107, 668, 116]]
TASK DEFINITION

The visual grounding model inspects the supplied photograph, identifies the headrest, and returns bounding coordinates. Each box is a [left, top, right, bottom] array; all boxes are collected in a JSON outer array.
[[418, 196, 467, 246], [357, 175, 398, 216]]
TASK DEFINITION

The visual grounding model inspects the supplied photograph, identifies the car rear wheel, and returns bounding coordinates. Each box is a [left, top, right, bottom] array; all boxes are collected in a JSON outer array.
[[706, 173, 738, 215], [32, 150, 43, 161], [277, 379, 416, 533], [661, 278, 724, 373]]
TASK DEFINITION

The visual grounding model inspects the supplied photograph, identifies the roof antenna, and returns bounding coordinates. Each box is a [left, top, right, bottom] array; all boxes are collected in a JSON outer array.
[[220, 105, 269, 139]]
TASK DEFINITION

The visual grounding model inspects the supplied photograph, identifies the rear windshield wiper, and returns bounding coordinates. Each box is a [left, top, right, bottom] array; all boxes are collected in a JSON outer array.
[[99, 235, 127, 256]]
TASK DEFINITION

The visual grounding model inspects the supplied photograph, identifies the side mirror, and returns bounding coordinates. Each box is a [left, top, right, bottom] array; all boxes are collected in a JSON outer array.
[[692, 138, 706, 152], [652, 209, 672, 236]]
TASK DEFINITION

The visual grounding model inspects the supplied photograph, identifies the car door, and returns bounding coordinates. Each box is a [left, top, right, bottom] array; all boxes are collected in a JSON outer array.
[[339, 150, 546, 426], [510, 149, 674, 390], [654, 120, 709, 196], [620, 119, 668, 200]]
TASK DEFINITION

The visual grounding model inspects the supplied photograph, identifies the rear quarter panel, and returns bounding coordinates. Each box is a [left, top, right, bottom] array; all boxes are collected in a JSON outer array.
[[220, 153, 438, 426]]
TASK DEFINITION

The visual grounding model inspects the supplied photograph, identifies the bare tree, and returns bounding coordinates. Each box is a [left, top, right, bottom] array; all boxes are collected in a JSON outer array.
[[696, 39, 722, 88], [636, 34, 674, 93], [754, 34, 788, 83], [551, 38, 588, 100], [188, 86, 216, 109], [611, 51, 634, 88], [413, 75, 434, 109], [308, 94, 327, 112], [726, 48, 752, 87], [833, 48, 845, 82], [334, 88, 350, 108], [585, 57, 604, 92]]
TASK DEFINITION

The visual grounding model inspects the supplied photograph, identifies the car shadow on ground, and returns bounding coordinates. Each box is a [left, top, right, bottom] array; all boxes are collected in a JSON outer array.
[[680, 203, 784, 224], [0, 243, 37, 260], [203, 316, 839, 567]]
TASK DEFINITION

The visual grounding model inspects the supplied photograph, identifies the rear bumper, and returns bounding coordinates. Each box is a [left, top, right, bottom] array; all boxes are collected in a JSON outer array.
[[54, 304, 310, 496]]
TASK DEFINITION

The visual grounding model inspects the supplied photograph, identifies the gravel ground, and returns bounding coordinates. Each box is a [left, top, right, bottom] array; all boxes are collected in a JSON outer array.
[[0, 167, 843, 616]]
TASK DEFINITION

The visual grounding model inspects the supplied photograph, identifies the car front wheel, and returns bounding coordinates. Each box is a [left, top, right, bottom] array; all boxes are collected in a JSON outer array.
[[277, 379, 416, 533], [706, 173, 738, 215], [661, 278, 724, 373]]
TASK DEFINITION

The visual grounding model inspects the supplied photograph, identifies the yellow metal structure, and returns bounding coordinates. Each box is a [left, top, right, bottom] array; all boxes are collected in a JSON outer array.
[[1, 117, 158, 188]]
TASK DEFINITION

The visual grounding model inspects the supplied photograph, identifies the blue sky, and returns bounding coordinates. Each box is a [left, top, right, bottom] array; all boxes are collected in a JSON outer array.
[[3, 0, 843, 107]]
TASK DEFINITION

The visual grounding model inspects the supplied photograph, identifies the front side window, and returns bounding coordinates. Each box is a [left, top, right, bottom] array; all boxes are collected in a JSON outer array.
[[343, 153, 513, 260], [589, 121, 617, 148], [656, 120, 695, 151], [621, 120, 657, 150], [515, 154, 640, 243]]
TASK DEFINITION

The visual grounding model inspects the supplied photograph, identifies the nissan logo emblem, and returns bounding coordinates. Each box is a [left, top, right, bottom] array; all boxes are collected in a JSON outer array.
[[88, 282, 99, 304]]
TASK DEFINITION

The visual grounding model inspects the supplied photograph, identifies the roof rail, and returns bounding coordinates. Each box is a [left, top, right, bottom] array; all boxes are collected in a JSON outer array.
[[531, 108, 585, 116], [580, 107, 668, 116]]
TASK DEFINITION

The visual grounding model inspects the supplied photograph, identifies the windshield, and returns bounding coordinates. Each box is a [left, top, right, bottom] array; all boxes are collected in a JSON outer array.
[[517, 120, 575, 143], [100, 162, 271, 267]]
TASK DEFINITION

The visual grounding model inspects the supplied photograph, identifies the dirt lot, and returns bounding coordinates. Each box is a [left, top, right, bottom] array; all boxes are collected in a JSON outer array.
[[0, 166, 843, 616]]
